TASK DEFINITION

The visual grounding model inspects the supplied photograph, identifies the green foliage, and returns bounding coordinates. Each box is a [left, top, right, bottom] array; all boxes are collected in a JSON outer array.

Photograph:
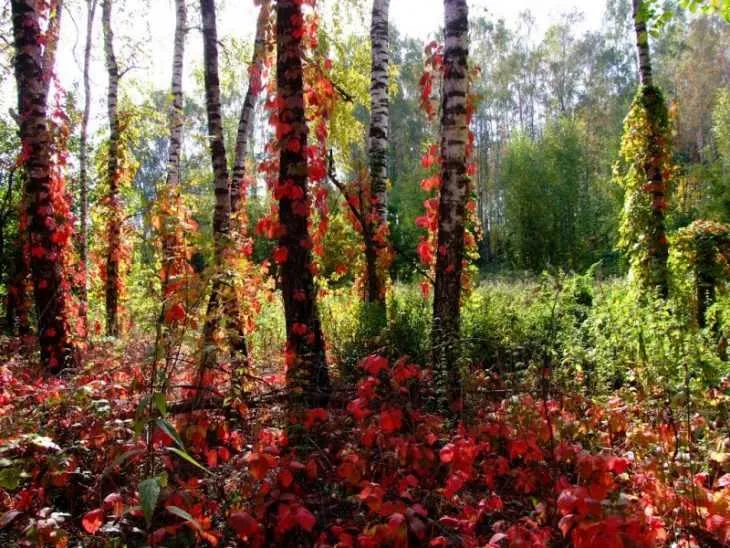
[[715, 88, 730, 168], [704, 88, 730, 222], [0, 116, 21, 309], [138, 477, 161, 527], [669, 220, 730, 324], [680, 0, 730, 21], [384, 284, 432, 362], [502, 120, 618, 272], [318, 209, 362, 284], [311, 274, 729, 397], [388, 35, 434, 281], [319, 287, 386, 377]]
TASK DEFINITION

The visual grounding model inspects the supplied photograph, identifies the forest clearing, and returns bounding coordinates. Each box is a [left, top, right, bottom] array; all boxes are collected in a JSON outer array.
[[1, 0, 730, 546]]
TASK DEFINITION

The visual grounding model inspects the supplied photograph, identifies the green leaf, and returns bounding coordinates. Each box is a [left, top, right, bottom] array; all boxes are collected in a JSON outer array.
[[153, 393, 167, 417], [0, 468, 22, 490], [138, 478, 161, 527], [168, 447, 212, 475], [166, 505, 195, 522], [135, 395, 150, 422], [155, 419, 185, 450]]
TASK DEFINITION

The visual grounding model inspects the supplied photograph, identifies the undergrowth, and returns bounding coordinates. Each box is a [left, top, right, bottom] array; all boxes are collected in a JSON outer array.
[[1, 275, 729, 547]]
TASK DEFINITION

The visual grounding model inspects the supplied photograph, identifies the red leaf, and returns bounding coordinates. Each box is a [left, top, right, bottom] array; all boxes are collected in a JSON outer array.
[[417, 239, 434, 265], [279, 469, 294, 488], [295, 505, 316, 532], [388, 512, 406, 531], [347, 397, 371, 422], [438, 516, 460, 528], [360, 354, 388, 376], [420, 175, 440, 192], [103, 492, 125, 517], [420, 281, 431, 298], [380, 408, 403, 434], [444, 471, 467, 498], [30, 245, 46, 258], [229, 511, 261, 540], [273, 246, 289, 265], [244, 451, 272, 480], [165, 303, 186, 324], [607, 456, 630, 474], [480, 494, 504, 512], [292, 322, 309, 336], [82, 508, 104, 534], [440, 443, 456, 464], [303, 408, 328, 430]]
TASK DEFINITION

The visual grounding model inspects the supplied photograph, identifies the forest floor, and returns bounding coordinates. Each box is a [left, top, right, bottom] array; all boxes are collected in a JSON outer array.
[[1, 334, 730, 547]]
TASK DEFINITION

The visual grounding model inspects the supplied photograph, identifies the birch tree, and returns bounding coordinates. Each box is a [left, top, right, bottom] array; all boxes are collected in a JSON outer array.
[[78, 0, 98, 334], [102, 0, 122, 336], [161, 0, 187, 297], [198, 0, 234, 379], [365, 0, 391, 306], [432, 0, 470, 403]]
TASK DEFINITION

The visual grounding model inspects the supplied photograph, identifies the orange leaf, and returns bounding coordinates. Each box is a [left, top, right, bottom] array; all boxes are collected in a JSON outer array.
[[82, 508, 104, 534]]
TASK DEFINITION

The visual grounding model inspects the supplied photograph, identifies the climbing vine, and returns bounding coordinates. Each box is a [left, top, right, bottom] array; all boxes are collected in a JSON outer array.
[[615, 85, 675, 297], [89, 109, 138, 335], [670, 220, 730, 326], [415, 41, 480, 299]]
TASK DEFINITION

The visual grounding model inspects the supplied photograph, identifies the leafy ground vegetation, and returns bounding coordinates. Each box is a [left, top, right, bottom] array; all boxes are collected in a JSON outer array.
[[2, 279, 730, 547]]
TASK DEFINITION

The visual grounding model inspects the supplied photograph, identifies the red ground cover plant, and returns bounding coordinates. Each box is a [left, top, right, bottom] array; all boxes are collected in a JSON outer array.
[[1, 339, 729, 546]]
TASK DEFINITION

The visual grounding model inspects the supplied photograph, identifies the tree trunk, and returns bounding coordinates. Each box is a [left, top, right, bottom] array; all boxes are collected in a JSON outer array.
[[366, 0, 391, 306], [231, 0, 269, 214], [631, 0, 653, 87], [200, 0, 230, 247], [42, 0, 64, 97], [11, 0, 74, 372], [79, 0, 97, 335], [167, 0, 186, 191], [277, 0, 330, 408], [102, 0, 122, 337], [432, 0, 470, 404], [198, 0, 234, 382], [161, 0, 187, 296], [224, 0, 271, 364]]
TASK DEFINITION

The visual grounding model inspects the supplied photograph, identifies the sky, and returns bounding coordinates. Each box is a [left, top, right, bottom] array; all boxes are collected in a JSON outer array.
[[392, 0, 604, 38], [2, 0, 608, 127]]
